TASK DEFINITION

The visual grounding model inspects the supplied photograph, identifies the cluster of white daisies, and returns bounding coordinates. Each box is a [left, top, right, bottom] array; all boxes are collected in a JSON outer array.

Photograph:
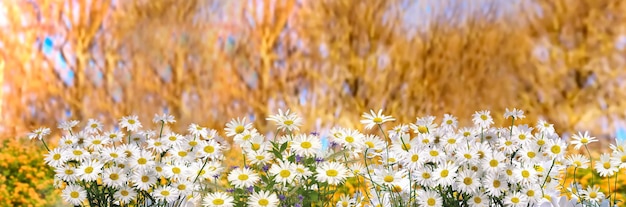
[[29, 108, 624, 207]]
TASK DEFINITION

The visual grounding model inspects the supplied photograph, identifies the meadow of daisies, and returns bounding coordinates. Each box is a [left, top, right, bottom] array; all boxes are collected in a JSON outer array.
[[29, 108, 626, 207]]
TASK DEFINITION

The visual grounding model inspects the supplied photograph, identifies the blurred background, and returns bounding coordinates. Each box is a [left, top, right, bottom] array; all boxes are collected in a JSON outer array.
[[3, 0, 626, 206], [3, 0, 626, 142]]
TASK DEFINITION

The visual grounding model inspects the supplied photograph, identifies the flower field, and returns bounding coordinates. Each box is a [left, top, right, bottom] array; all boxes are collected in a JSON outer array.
[[15, 108, 626, 207]]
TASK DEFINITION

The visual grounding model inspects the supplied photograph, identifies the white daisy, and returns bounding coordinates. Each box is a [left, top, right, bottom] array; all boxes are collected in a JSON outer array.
[[504, 108, 525, 120], [417, 190, 443, 207], [472, 110, 494, 128], [469, 193, 489, 207], [337, 129, 364, 150], [291, 134, 322, 157], [114, 185, 137, 204], [44, 147, 68, 167], [503, 191, 528, 207], [153, 113, 176, 124], [65, 147, 91, 162], [61, 184, 87, 205], [58, 135, 77, 149], [611, 150, 626, 169], [421, 147, 446, 164], [188, 123, 208, 138], [163, 132, 185, 147], [164, 163, 190, 180], [132, 169, 157, 191], [570, 131, 598, 150], [248, 150, 274, 165], [77, 159, 104, 182], [84, 119, 103, 134], [514, 164, 537, 185], [196, 139, 222, 159], [266, 109, 303, 132], [545, 139, 566, 159], [58, 120, 79, 131], [581, 185, 605, 203], [293, 163, 313, 179], [102, 167, 127, 188], [362, 134, 385, 153], [360, 109, 395, 130], [100, 147, 126, 164], [247, 190, 279, 207], [170, 145, 195, 163], [433, 161, 458, 187], [483, 173, 506, 197], [595, 153, 619, 177], [411, 116, 437, 134], [227, 167, 260, 188], [401, 148, 425, 170], [440, 114, 458, 131], [55, 165, 79, 182], [269, 160, 296, 184], [455, 170, 479, 194], [225, 117, 253, 137], [567, 154, 590, 169], [86, 135, 108, 151], [454, 146, 479, 166], [119, 115, 142, 132], [174, 180, 195, 196], [315, 162, 350, 185], [152, 186, 180, 203], [203, 192, 235, 207], [104, 130, 125, 143], [28, 127, 51, 140], [414, 166, 436, 187], [147, 138, 169, 154], [373, 168, 405, 187]]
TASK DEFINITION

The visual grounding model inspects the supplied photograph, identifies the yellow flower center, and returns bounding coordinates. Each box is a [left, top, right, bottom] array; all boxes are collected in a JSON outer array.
[[604, 162, 611, 169], [53, 154, 61, 160], [169, 136, 177, 141], [402, 143, 411, 151], [493, 180, 501, 188], [238, 174, 249, 181], [256, 155, 265, 160], [418, 126, 428, 133], [172, 167, 181, 174], [580, 138, 588, 144], [511, 197, 520, 203], [446, 120, 453, 125], [138, 158, 147, 165], [527, 151, 536, 158], [464, 154, 471, 159], [251, 143, 261, 151], [622, 156, 626, 163], [489, 160, 498, 167], [71, 191, 79, 198], [213, 198, 224, 205], [91, 124, 98, 128], [551, 145, 561, 154], [93, 140, 101, 145], [142, 176, 149, 182], [384, 175, 394, 183], [301, 142, 312, 149], [447, 139, 456, 144], [574, 161, 582, 167], [373, 117, 383, 123], [480, 115, 488, 120], [284, 120, 294, 125], [474, 197, 482, 203], [365, 141, 375, 148], [154, 142, 162, 146], [121, 190, 129, 196], [527, 190, 535, 197], [422, 172, 431, 179], [463, 177, 472, 185], [463, 132, 471, 137], [189, 140, 198, 147], [235, 126, 245, 134], [258, 199, 269, 206], [506, 169, 513, 176], [178, 185, 187, 190], [85, 167, 94, 174], [411, 154, 419, 162], [589, 192, 597, 198], [109, 173, 119, 180], [521, 170, 530, 178], [427, 198, 436, 206], [326, 169, 338, 177], [537, 139, 545, 145], [345, 136, 354, 143], [204, 146, 215, 153], [429, 150, 438, 156], [505, 141, 512, 146], [280, 170, 291, 178], [440, 169, 449, 177], [73, 150, 83, 156], [65, 169, 73, 175], [161, 190, 170, 196]]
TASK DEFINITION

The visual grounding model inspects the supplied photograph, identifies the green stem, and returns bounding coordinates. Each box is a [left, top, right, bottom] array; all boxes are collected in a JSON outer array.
[[584, 145, 595, 184], [40, 139, 50, 152]]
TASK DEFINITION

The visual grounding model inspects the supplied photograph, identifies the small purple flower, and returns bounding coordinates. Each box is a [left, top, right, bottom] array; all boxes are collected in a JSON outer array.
[[298, 195, 304, 201], [226, 188, 235, 193], [278, 194, 286, 200], [262, 165, 270, 172], [231, 166, 239, 170], [310, 131, 319, 136], [295, 204, 302, 207], [330, 141, 338, 148], [212, 174, 220, 179], [247, 186, 254, 193], [315, 157, 324, 163], [295, 155, 302, 163]]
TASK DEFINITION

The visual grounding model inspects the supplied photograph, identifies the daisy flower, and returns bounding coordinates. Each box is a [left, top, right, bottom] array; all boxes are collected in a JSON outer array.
[[196, 139, 222, 159], [535, 120, 555, 135], [483, 173, 506, 197], [247, 190, 279, 207], [65, 147, 90, 162], [518, 144, 543, 164], [293, 163, 313, 179], [55, 165, 79, 182], [100, 147, 126, 163], [417, 190, 443, 207], [62, 184, 87, 206], [472, 110, 494, 128], [546, 139, 567, 159], [512, 126, 533, 146], [266, 109, 303, 132], [373, 169, 405, 187], [402, 148, 425, 170], [455, 170, 479, 194], [291, 134, 322, 157], [498, 137, 518, 154], [595, 153, 619, 177], [58, 135, 77, 148], [58, 120, 79, 131], [504, 191, 528, 207], [454, 146, 479, 166], [611, 150, 626, 169], [227, 167, 260, 188], [421, 147, 446, 164], [233, 129, 260, 146], [203, 192, 235, 207], [84, 119, 103, 134], [164, 163, 190, 180], [86, 135, 108, 151], [469, 193, 489, 207], [104, 130, 124, 143], [170, 145, 195, 163], [433, 161, 458, 187], [225, 117, 253, 137], [504, 108, 525, 120], [388, 124, 409, 139], [119, 115, 142, 131], [188, 123, 208, 138], [77, 159, 104, 182], [360, 109, 395, 130], [174, 180, 195, 196], [566, 154, 590, 169], [362, 134, 385, 153], [269, 160, 296, 184], [102, 167, 127, 188], [414, 166, 436, 187], [570, 131, 598, 150], [132, 169, 157, 191], [147, 138, 168, 154], [44, 147, 68, 167], [248, 150, 273, 165], [153, 113, 176, 124], [315, 162, 350, 185], [114, 185, 137, 204], [152, 186, 180, 203], [514, 164, 537, 185], [163, 132, 185, 147], [28, 127, 51, 140], [337, 129, 364, 150], [440, 114, 458, 131], [441, 133, 463, 151], [581, 185, 605, 204]]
